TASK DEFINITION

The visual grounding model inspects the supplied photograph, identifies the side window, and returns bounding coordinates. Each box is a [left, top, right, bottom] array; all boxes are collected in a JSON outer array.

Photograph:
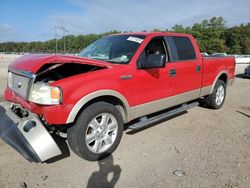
[[145, 38, 166, 56], [165, 36, 196, 61], [137, 37, 167, 68]]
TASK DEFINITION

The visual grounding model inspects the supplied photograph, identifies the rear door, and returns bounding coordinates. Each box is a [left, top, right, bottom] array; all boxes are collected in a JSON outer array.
[[164, 36, 202, 97]]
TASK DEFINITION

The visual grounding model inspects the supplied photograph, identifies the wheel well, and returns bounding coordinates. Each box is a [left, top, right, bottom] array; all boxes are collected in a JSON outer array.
[[218, 73, 228, 85], [74, 95, 127, 123]]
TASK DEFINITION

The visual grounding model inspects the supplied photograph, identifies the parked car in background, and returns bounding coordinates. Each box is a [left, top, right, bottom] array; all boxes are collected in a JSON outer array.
[[201, 52, 209, 57], [235, 55, 250, 64], [244, 65, 250, 78], [211, 53, 228, 57]]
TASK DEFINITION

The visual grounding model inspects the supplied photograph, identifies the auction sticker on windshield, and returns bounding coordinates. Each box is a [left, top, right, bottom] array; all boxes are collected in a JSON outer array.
[[127, 36, 144, 43]]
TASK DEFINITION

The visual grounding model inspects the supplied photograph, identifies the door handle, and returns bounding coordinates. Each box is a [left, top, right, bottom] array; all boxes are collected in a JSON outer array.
[[196, 65, 201, 72], [169, 69, 176, 77], [120, 75, 133, 80]]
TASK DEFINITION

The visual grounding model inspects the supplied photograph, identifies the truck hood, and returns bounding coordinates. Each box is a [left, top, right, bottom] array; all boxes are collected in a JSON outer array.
[[9, 54, 112, 73]]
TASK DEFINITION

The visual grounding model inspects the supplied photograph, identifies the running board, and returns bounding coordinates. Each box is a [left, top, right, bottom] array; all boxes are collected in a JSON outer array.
[[128, 102, 199, 130]]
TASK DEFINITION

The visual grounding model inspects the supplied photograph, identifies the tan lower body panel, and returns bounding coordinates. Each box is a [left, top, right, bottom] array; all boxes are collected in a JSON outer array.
[[131, 89, 201, 120], [199, 79, 234, 98], [199, 85, 212, 97], [128, 79, 234, 121]]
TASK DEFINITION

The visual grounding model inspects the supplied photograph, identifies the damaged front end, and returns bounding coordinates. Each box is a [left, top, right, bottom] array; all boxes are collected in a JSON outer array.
[[0, 102, 61, 162], [1, 59, 107, 162], [35, 62, 105, 83]]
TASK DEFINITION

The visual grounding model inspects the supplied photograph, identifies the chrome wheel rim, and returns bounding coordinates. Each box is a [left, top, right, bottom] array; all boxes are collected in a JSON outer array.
[[85, 113, 118, 154], [215, 85, 225, 105]]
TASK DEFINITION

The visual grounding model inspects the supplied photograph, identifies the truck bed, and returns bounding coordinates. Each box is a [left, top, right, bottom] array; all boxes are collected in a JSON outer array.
[[202, 56, 235, 88]]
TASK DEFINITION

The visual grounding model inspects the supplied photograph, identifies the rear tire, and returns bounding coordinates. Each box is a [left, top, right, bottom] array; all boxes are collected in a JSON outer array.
[[67, 102, 123, 161], [204, 79, 226, 109]]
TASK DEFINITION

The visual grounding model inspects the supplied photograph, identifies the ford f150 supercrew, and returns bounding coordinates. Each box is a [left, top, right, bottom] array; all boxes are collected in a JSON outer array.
[[0, 32, 235, 162]]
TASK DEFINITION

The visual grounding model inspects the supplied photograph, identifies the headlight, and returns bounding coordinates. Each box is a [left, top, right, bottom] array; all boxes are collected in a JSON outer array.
[[29, 82, 62, 105], [8, 71, 13, 88]]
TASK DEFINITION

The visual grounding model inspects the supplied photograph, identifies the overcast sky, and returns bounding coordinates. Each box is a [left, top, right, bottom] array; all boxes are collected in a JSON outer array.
[[0, 0, 249, 42]]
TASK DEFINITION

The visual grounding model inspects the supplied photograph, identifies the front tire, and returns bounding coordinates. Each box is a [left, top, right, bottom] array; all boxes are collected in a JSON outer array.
[[204, 79, 226, 109], [67, 102, 123, 161]]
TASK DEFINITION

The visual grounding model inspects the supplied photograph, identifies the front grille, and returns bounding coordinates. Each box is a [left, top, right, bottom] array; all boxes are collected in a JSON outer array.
[[9, 71, 30, 99]]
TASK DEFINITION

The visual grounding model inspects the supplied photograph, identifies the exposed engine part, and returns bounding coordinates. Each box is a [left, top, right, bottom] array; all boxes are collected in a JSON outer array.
[[35, 63, 105, 83], [11, 105, 29, 118]]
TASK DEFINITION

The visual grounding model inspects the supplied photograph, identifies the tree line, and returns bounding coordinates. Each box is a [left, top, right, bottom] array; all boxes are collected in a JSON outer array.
[[0, 17, 249, 54]]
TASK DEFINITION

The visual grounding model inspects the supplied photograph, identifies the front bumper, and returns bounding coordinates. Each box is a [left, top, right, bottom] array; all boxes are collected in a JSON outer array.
[[4, 88, 73, 125], [0, 102, 61, 162]]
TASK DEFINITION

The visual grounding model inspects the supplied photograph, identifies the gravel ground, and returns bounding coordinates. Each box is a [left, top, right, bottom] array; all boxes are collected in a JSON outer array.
[[0, 56, 250, 188]]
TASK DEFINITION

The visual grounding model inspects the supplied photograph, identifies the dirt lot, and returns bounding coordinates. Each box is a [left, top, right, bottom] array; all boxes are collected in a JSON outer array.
[[0, 56, 250, 188]]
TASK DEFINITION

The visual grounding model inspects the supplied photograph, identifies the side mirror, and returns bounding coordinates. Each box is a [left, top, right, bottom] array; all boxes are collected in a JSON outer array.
[[140, 54, 166, 69]]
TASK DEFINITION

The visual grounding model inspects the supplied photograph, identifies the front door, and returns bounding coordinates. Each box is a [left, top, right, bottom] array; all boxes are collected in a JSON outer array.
[[133, 37, 171, 117]]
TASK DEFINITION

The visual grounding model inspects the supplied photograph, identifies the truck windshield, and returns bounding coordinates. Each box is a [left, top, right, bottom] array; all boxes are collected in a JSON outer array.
[[78, 35, 145, 64]]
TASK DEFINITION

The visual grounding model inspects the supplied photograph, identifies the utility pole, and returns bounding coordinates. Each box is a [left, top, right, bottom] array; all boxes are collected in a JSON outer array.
[[54, 19, 69, 54], [54, 26, 60, 54]]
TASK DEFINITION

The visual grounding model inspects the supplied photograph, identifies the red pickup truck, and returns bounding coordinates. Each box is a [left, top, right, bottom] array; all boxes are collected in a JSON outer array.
[[0, 32, 235, 162]]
